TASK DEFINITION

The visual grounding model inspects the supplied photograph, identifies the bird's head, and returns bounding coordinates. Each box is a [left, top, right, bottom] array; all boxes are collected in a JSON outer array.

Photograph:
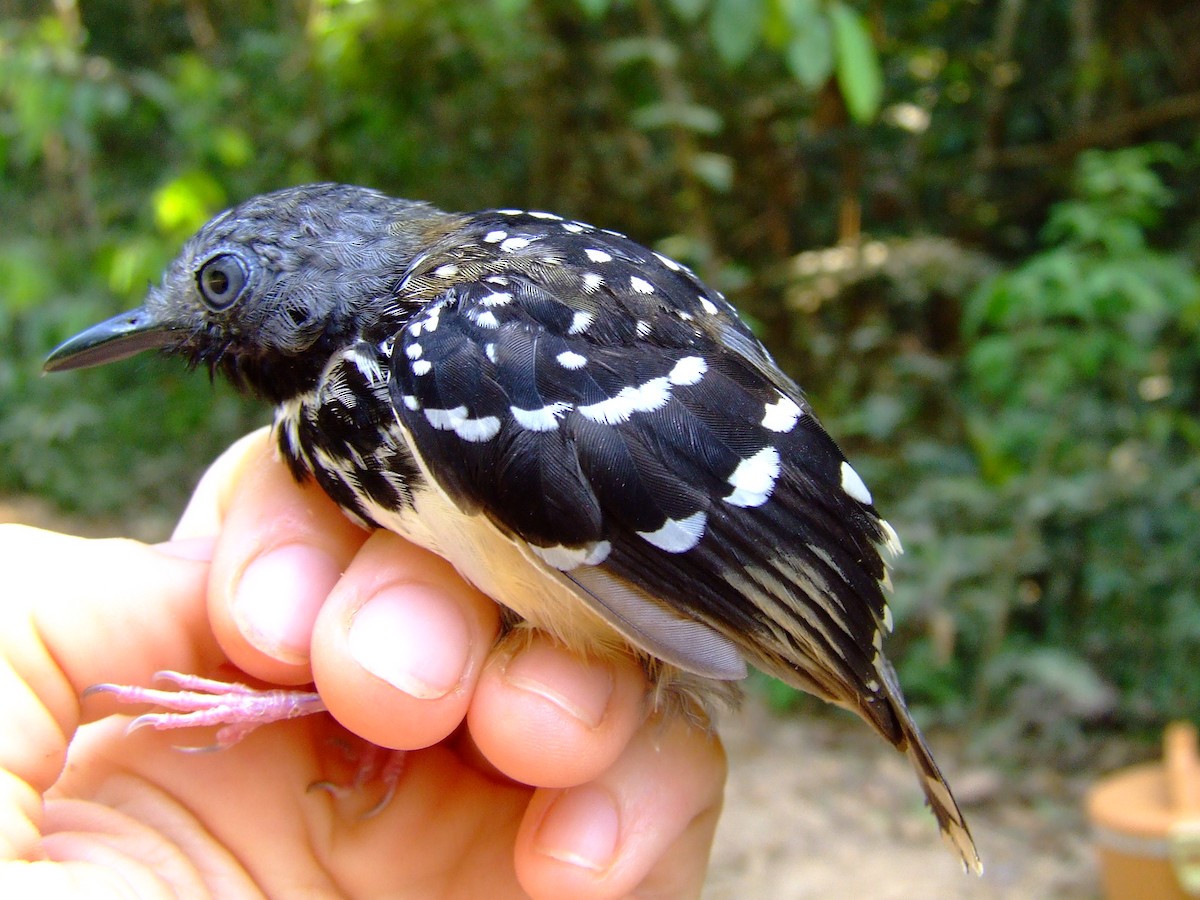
[[45, 183, 453, 402]]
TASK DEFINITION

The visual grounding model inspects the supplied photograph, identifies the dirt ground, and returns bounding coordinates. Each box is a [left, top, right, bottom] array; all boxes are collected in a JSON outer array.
[[4, 496, 1106, 897], [707, 698, 1101, 899]]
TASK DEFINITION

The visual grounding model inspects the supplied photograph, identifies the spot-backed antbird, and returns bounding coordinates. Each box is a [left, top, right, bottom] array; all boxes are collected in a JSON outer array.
[[46, 184, 980, 873]]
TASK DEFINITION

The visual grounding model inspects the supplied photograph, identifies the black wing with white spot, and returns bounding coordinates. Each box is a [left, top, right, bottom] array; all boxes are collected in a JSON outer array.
[[389, 213, 893, 693], [386, 211, 977, 870]]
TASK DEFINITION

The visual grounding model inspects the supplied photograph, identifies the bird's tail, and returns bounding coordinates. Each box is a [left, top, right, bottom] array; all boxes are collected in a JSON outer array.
[[895, 700, 983, 874], [867, 657, 982, 875]]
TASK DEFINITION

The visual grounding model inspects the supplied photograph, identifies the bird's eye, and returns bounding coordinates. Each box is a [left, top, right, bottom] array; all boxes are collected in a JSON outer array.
[[196, 253, 248, 310]]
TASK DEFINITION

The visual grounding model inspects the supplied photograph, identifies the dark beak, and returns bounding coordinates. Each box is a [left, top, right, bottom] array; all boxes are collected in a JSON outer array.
[[44, 307, 178, 373]]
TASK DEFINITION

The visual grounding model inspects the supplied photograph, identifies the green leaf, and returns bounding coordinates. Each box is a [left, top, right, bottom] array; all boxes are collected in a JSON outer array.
[[830, 2, 883, 123], [710, 0, 766, 68], [631, 102, 724, 135], [491, 0, 531, 16], [689, 152, 735, 192], [785, 10, 833, 89], [575, 0, 611, 19], [667, 0, 710, 23]]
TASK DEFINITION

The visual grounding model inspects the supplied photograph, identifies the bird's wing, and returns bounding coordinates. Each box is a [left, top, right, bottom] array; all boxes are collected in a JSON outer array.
[[388, 214, 897, 712], [387, 213, 980, 873]]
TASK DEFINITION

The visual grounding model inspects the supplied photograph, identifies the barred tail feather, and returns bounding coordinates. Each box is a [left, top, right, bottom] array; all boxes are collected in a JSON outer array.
[[896, 703, 983, 875]]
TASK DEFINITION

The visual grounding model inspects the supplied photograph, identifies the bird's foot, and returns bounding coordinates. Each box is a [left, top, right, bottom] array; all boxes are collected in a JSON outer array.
[[310, 740, 409, 816], [85, 670, 327, 750]]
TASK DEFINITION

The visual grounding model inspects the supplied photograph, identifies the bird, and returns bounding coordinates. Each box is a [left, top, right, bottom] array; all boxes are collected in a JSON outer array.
[[45, 183, 980, 873]]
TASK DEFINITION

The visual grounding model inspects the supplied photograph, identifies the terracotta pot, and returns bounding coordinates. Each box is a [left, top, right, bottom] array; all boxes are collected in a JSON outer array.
[[1087, 722, 1200, 899]]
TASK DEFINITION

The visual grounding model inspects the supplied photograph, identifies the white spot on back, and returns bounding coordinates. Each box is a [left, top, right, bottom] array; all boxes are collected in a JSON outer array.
[[582, 272, 604, 292], [406, 344, 423, 359], [511, 401, 572, 432], [630, 276, 654, 294], [585, 248, 612, 263], [724, 446, 780, 507], [528, 210, 562, 220], [434, 264, 458, 278], [530, 540, 611, 570], [638, 510, 707, 553], [636, 320, 651, 337], [699, 296, 719, 315], [762, 394, 801, 432], [568, 310, 594, 334], [483, 230, 507, 243], [412, 359, 432, 376], [578, 377, 670, 425], [839, 460, 873, 505], [668, 356, 706, 386], [402, 394, 420, 411], [482, 291, 512, 306], [474, 310, 500, 329], [562, 222, 586, 233], [485, 343, 497, 363], [557, 350, 587, 369], [497, 209, 523, 216], [501, 236, 531, 252]]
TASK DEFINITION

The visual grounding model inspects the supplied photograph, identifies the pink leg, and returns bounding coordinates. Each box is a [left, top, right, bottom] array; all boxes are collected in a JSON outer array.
[[85, 670, 327, 749]]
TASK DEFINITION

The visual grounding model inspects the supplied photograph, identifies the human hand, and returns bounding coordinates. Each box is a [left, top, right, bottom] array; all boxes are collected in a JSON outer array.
[[0, 427, 725, 898]]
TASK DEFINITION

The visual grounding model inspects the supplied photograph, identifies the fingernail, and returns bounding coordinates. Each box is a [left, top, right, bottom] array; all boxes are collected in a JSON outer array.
[[153, 536, 216, 562], [502, 643, 613, 728], [534, 786, 620, 872], [234, 544, 342, 664], [347, 585, 470, 700]]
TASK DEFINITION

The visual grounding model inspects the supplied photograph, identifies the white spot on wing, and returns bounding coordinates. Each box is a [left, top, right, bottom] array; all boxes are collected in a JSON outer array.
[[699, 296, 719, 315], [501, 236, 531, 252], [424, 405, 467, 430], [839, 460, 873, 505], [562, 222, 585, 233], [512, 401, 572, 432], [568, 310, 594, 334], [636, 320, 651, 337], [402, 394, 420, 411], [557, 350, 587, 369], [638, 510, 707, 553], [528, 210, 562, 220], [424, 405, 500, 442], [724, 446, 780, 508], [762, 394, 801, 432], [582, 272, 604, 292], [578, 377, 670, 425], [455, 415, 501, 442], [406, 344, 423, 359], [474, 310, 500, 329], [653, 251, 681, 271], [879, 519, 903, 557], [530, 540, 611, 570], [482, 291, 512, 306], [412, 359, 432, 376], [668, 356, 706, 386], [585, 248, 612, 263], [485, 343, 497, 363], [434, 264, 458, 278], [483, 230, 507, 243], [630, 276, 654, 294]]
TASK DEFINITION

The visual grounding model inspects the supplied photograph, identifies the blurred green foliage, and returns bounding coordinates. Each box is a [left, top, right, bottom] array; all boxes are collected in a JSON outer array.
[[2, 0, 1198, 753]]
